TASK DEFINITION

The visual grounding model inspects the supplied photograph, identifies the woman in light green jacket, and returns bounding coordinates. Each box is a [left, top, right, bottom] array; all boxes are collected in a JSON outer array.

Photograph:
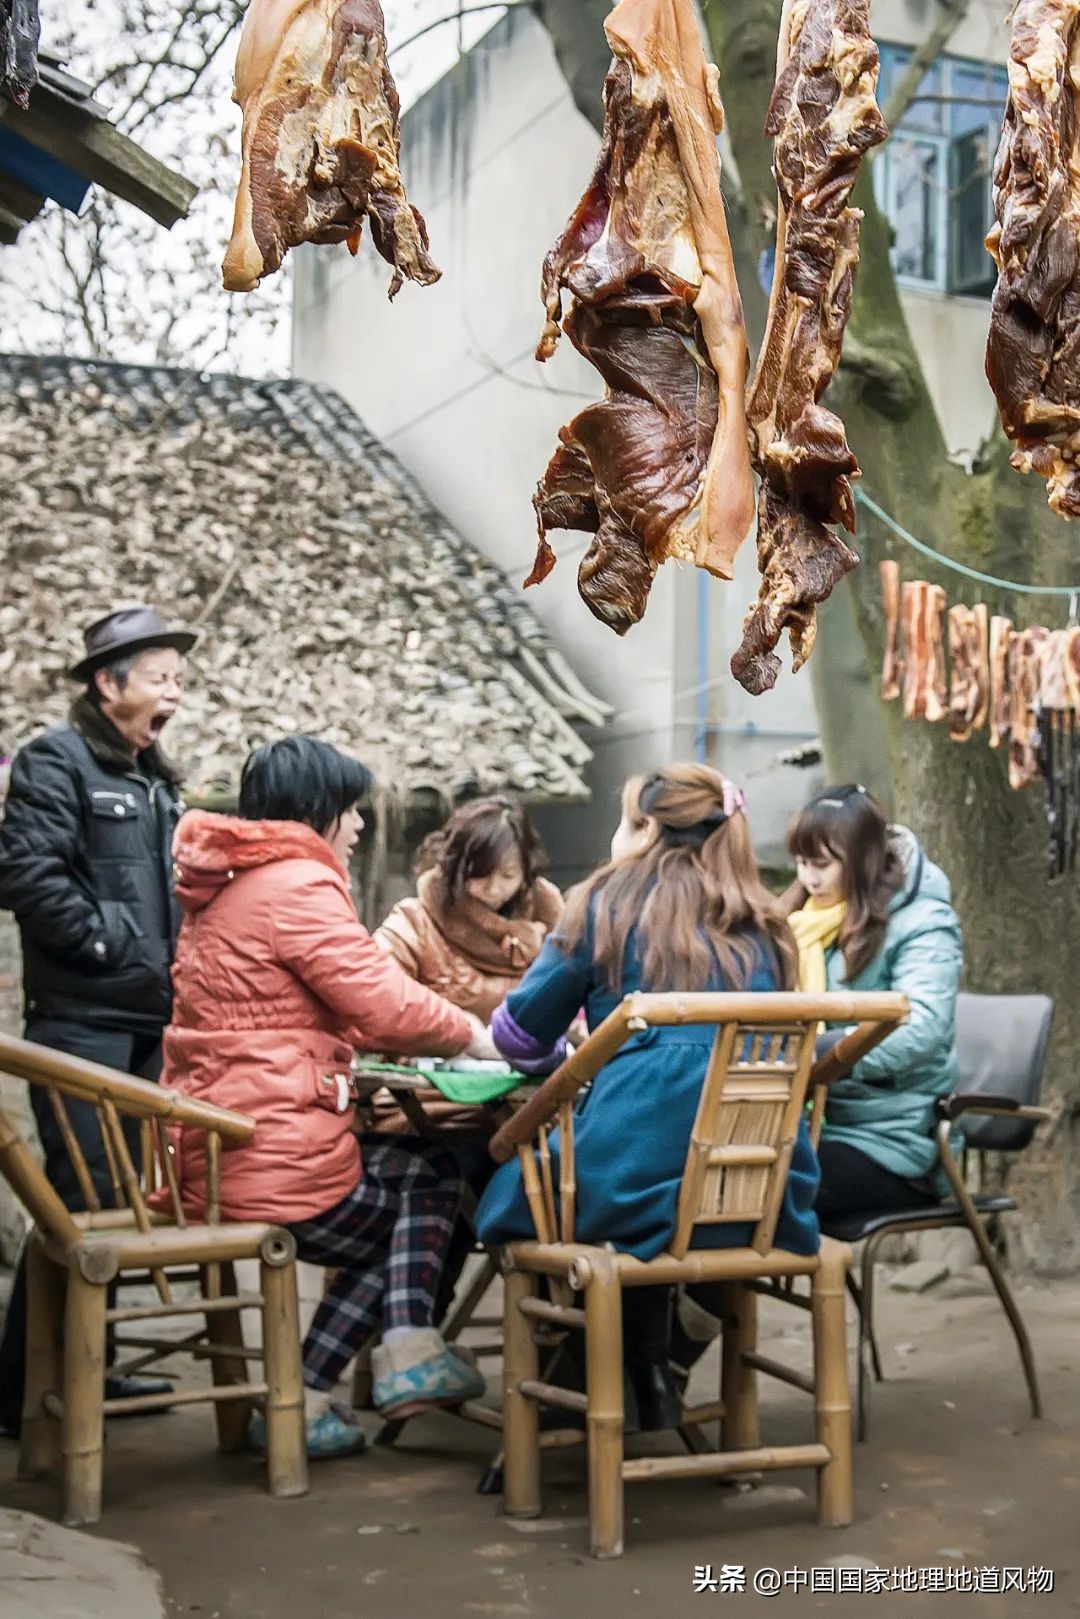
[[787, 784, 962, 1217]]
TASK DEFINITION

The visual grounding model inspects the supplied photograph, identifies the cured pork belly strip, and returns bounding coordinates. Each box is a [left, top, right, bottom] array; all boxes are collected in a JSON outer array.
[[529, 0, 755, 635], [901, 581, 946, 722], [223, 0, 439, 295], [1038, 627, 1073, 710], [731, 0, 887, 695], [0, 0, 39, 109], [1009, 626, 1050, 787], [947, 603, 989, 741], [988, 616, 1015, 748], [880, 558, 902, 701], [985, 0, 1080, 514], [1064, 625, 1080, 711]]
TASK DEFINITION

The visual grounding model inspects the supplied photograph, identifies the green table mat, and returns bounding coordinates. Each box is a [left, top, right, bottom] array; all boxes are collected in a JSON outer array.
[[356, 1060, 525, 1106]]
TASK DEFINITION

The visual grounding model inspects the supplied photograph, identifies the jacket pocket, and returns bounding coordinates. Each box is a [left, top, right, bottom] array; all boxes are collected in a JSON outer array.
[[87, 793, 144, 860], [98, 899, 145, 964]]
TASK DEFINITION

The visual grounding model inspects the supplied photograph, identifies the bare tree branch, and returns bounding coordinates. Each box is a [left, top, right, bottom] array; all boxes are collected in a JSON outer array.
[[880, 0, 971, 133]]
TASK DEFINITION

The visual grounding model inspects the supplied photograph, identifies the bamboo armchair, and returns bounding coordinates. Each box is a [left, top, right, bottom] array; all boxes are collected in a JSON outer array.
[[0, 1031, 307, 1526], [489, 990, 908, 1559]]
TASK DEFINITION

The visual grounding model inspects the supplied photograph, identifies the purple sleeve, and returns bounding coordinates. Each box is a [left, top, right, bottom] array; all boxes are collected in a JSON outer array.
[[492, 1002, 569, 1077]]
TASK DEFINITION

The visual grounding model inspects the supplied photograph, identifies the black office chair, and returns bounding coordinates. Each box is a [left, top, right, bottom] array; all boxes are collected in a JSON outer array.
[[820, 992, 1054, 1440]]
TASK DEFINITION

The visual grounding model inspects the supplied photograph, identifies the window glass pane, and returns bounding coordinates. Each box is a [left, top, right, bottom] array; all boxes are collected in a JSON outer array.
[[887, 135, 945, 285], [949, 62, 1008, 137], [949, 127, 996, 294], [876, 42, 910, 108], [891, 54, 945, 133]]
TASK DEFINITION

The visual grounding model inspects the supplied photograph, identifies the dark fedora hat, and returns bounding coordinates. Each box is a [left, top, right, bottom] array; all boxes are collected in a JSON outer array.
[[69, 606, 198, 682]]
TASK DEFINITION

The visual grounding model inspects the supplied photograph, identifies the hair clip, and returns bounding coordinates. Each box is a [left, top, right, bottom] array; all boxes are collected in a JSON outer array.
[[816, 783, 867, 809]]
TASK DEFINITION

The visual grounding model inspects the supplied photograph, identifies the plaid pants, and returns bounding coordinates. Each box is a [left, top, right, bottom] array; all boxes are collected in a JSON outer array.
[[289, 1136, 462, 1392]]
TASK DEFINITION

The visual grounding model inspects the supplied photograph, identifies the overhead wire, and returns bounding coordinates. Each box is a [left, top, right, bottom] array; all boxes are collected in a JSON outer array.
[[854, 487, 1080, 599]]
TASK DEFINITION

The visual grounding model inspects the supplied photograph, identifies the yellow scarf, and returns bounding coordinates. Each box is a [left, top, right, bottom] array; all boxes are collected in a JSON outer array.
[[789, 899, 847, 994]]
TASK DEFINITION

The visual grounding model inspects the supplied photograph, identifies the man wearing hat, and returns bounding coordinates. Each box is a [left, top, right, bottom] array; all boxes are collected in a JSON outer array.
[[0, 607, 197, 1434]]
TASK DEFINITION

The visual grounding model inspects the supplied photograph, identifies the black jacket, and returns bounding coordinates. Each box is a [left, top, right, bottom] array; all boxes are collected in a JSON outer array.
[[0, 700, 184, 1030]]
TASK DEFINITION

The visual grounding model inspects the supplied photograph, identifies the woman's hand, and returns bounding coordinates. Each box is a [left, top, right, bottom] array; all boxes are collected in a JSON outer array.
[[566, 1014, 589, 1049], [463, 1014, 501, 1061]]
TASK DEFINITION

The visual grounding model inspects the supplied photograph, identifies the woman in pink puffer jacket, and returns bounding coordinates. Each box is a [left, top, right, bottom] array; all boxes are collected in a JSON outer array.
[[165, 737, 490, 1459]]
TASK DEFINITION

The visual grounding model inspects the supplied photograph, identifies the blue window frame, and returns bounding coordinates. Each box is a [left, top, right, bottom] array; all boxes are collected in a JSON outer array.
[[873, 44, 1008, 297]]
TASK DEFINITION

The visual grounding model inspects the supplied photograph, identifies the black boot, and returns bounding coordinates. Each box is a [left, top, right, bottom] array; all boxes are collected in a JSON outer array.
[[623, 1288, 683, 1432], [542, 1329, 643, 1434], [627, 1359, 683, 1433]]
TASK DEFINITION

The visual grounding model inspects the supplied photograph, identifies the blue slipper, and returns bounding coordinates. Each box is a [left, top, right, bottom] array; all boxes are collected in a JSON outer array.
[[371, 1331, 487, 1420]]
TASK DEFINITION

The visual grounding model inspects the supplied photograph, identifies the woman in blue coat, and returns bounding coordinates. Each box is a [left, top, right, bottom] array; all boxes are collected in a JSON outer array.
[[787, 784, 963, 1217], [476, 764, 820, 1428]]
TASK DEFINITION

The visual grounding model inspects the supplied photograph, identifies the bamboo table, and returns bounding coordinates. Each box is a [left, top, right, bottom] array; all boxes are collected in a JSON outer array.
[[352, 1062, 537, 1140]]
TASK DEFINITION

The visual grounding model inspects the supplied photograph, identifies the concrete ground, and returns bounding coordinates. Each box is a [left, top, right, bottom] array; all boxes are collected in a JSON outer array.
[[0, 1263, 1076, 1619]]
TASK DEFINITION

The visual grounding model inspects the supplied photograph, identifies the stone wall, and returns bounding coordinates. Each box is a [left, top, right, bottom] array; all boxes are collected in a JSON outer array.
[[0, 911, 33, 1266]]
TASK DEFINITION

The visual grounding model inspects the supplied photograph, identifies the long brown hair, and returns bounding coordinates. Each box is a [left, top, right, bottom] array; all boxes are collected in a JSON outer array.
[[414, 796, 548, 915], [558, 764, 797, 994], [787, 785, 903, 981]]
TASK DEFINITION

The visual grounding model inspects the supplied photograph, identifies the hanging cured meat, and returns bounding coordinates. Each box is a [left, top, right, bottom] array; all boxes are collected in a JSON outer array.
[[731, 0, 887, 695], [880, 559, 903, 701], [1038, 628, 1073, 710], [0, 0, 39, 108], [1041, 626, 1080, 874], [988, 616, 1015, 748], [1064, 625, 1080, 710], [223, 0, 440, 295], [985, 0, 1080, 516], [529, 0, 756, 635], [1009, 626, 1051, 788], [901, 581, 947, 722], [947, 603, 989, 741]]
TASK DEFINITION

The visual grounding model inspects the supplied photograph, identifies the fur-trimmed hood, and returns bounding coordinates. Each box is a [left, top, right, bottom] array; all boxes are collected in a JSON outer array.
[[172, 810, 346, 913]]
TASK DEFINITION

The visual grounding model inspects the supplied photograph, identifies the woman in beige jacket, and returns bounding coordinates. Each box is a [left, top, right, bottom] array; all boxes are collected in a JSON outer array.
[[373, 796, 562, 1166]]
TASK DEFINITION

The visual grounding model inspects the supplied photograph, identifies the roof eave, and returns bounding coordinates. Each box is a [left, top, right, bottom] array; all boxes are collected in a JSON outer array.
[[0, 74, 196, 231]]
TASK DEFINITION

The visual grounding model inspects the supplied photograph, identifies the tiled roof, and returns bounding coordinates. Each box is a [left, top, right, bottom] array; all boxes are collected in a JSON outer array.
[[0, 353, 609, 800]]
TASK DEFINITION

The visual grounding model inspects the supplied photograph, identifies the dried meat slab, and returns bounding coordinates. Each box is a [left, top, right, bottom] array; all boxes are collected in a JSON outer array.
[[880, 558, 902, 701], [986, 0, 1080, 515], [901, 580, 947, 723], [223, 0, 439, 295], [731, 0, 886, 695], [1010, 626, 1051, 787], [988, 615, 1015, 748], [529, 0, 755, 635], [947, 603, 989, 741], [0, 0, 39, 109]]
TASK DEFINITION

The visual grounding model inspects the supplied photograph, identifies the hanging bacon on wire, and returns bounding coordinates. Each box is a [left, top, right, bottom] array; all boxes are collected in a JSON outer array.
[[1038, 628, 1072, 711], [988, 616, 1015, 749], [901, 581, 947, 722], [880, 559, 903, 701], [1008, 626, 1050, 788], [1035, 629, 1078, 874], [1064, 625, 1080, 711], [947, 603, 989, 741], [731, 0, 887, 695]]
